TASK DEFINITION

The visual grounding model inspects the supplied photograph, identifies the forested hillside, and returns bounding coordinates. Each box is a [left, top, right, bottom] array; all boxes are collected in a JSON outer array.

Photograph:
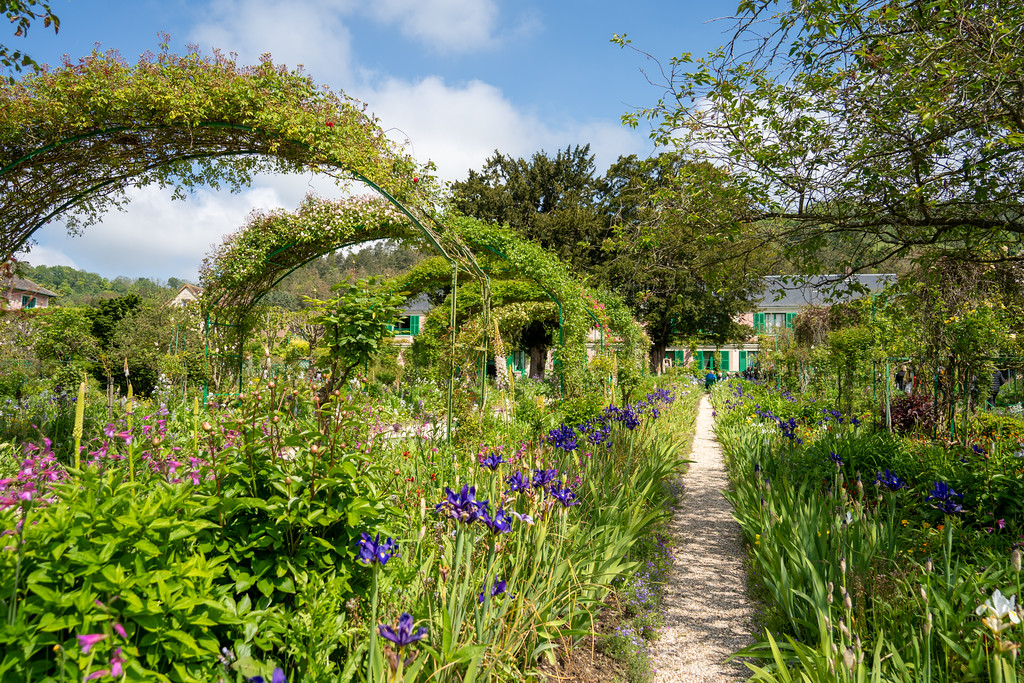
[[21, 241, 426, 308]]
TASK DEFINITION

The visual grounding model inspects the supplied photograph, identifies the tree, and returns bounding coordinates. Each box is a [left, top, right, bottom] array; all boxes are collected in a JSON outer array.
[[618, 0, 1024, 274], [451, 145, 609, 273], [1, 1, 59, 79], [600, 154, 764, 371], [305, 278, 405, 397]]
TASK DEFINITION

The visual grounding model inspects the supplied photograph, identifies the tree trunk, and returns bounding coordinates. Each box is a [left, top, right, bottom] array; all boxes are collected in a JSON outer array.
[[649, 344, 667, 375], [528, 346, 547, 379]]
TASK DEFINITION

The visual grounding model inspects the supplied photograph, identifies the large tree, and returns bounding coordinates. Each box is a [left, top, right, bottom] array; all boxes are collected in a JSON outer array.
[[451, 145, 608, 273], [618, 0, 1024, 273], [600, 154, 764, 371]]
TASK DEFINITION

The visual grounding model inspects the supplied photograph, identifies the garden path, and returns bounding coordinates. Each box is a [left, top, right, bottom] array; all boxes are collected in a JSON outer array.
[[652, 395, 753, 682]]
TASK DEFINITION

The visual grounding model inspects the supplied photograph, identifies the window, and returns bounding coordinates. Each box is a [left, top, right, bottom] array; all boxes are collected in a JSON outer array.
[[754, 312, 795, 332], [21, 295, 36, 309]]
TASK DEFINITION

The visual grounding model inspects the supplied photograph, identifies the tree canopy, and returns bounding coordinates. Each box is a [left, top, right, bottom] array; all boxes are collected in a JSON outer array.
[[450, 145, 608, 273], [619, 0, 1024, 274]]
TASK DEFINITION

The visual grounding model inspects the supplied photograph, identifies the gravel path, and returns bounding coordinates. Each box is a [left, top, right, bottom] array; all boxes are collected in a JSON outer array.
[[653, 395, 754, 682]]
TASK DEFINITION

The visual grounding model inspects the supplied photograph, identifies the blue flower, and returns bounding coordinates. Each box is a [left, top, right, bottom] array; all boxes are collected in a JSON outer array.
[[547, 482, 579, 507], [547, 424, 579, 451], [479, 453, 503, 470], [435, 485, 486, 524], [505, 471, 530, 494], [873, 469, 907, 491], [926, 481, 964, 514], [479, 504, 513, 534], [357, 533, 397, 566], [378, 613, 428, 647], [478, 578, 507, 603], [827, 451, 843, 467], [531, 468, 559, 489], [248, 669, 286, 683]]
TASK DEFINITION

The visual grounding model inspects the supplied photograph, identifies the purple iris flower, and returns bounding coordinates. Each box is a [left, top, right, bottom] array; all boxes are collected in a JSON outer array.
[[827, 451, 843, 467], [248, 668, 286, 683], [378, 613, 428, 648], [435, 485, 486, 524], [547, 424, 579, 451], [478, 578, 508, 603], [505, 471, 530, 494], [873, 469, 907, 491], [531, 468, 559, 489], [480, 453, 503, 470], [547, 482, 579, 507], [357, 532, 397, 566], [926, 481, 964, 514], [479, 504, 513, 534]]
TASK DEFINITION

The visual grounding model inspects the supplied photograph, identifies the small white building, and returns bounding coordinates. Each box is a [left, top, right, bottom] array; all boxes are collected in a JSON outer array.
[[166, 283, 203, 307]]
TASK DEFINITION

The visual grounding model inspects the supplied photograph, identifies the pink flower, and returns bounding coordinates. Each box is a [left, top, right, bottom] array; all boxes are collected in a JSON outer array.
[[77, 633, 107, 653], [112, 623, 127, 638]]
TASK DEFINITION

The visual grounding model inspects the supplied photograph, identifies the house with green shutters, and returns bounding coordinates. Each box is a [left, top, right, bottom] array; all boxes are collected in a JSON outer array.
[[2, 276, 57, 311], [666, 274, 894, 374], [389, 293, 431, 346]]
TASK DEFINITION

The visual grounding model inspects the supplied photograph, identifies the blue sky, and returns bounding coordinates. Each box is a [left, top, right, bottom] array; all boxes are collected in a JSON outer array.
[[14, 0, 736, 281]]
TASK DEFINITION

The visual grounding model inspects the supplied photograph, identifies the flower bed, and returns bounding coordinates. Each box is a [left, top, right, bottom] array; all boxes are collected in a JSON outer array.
[[713, 378, 1023, 681], [0, 376, 696, 681]]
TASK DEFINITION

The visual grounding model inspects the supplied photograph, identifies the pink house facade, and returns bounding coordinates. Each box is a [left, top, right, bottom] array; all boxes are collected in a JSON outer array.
[[2, 277, 57, 310]]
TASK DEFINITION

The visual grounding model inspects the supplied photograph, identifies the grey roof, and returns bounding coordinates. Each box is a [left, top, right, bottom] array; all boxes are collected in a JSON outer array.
[[403, 293, 432, 315], [759, 274, 894, 309], [3, 277, 57, 298]]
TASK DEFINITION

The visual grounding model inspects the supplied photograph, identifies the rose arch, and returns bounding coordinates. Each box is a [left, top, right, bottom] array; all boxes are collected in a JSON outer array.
[[0, 46, 479, 275], [201, 197, 649, 400]]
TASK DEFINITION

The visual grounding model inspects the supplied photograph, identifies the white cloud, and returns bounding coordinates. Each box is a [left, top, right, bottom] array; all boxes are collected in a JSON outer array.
[[189, 0, 356, 82], [28, 183, 290, 281], [360, 76, 646, 181], [362, 0, 501, 52]]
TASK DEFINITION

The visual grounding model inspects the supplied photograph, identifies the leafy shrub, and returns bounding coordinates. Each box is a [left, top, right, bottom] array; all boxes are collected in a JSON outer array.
[[888, 393, 936, 434]]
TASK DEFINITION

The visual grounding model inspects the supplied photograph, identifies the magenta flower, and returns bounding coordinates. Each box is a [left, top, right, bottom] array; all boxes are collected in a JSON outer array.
[[76, 633, 108, 654]]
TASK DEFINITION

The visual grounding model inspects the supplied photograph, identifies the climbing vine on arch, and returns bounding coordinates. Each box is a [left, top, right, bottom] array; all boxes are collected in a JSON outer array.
[[0, 45, 441, 260]]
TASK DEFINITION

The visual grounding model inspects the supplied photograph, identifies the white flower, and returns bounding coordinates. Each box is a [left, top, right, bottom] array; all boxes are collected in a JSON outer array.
[[976, 589, 1021, 635]]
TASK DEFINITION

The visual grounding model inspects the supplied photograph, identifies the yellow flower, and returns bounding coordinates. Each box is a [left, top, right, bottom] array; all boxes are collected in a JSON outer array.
[[922, 522, 931, 530], [901, 519, 909, 527]]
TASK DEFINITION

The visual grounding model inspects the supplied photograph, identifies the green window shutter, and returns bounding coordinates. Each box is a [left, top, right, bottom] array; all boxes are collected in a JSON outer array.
[[696, 350, 704, 369], [754, 312, 765, 332], [410, 315, 420, 335], [739, 350, 747, 371], [720, 350, 729, 372], [786, 312, 796, 329], [675, 350, 685, 364]]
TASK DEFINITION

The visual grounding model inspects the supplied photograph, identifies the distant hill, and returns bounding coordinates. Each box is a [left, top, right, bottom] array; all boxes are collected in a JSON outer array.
[[19, 264, 180, 306], [21, 241, 427, 309]]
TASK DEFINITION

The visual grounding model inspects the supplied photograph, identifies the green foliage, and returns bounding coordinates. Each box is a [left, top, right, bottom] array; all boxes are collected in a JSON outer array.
[[0, 380, 393, 681], [451, 145, 608, 272], [2, 46, 434, 262], [600, 154, 765, 369], [304, 278, 405, 393], [21, 264, 176, 306], [712, 378, 1024, 681], [620, 1, 1024, 273]]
